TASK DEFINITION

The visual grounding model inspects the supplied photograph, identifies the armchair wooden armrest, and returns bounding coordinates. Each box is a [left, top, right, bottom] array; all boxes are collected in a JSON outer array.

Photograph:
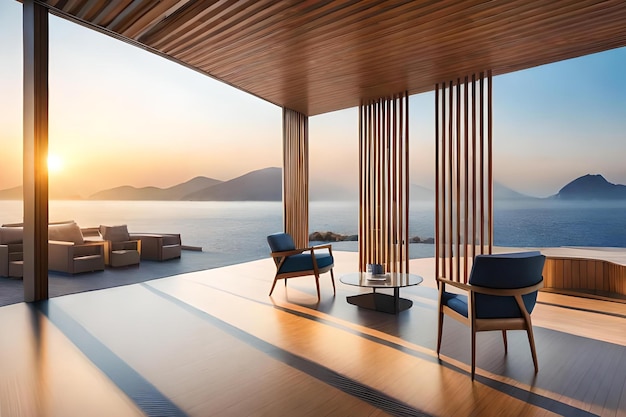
[[310, 243, 333, 253], [437, 276, 472, 292], [270, 248, 305, 258], [270, 243, 333, 259]]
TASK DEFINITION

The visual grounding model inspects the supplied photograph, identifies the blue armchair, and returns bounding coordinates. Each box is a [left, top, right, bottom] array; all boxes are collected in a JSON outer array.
[[267, 232, 335, 301], [436, 251, 545, 380]]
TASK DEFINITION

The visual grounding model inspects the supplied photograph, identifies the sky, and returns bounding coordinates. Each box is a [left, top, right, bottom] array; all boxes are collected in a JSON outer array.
[[1, 0, 625, 199]]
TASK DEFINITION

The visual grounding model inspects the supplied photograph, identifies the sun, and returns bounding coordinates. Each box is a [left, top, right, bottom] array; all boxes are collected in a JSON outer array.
[[47, 154, 64, 173]]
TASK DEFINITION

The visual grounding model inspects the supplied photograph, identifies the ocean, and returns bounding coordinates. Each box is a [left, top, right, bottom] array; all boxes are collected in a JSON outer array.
[[1, 200, 625, 265]]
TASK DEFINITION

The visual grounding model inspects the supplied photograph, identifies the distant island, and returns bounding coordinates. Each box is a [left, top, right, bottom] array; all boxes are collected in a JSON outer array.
[[551, 174, 626, 200], [1, 169, 625, 202], [309, 231, 434, 244]]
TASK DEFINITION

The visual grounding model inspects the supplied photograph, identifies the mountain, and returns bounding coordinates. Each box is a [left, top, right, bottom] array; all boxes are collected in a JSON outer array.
[[553, 174, 626, 200], [184, 167, 282, 201], [89, 185, 165, 200], [0, 173, 536, 202], [89, 176, 221, 200], [162, 176, 223, 199], [0, 185, 22, 200], [407, 182, 534, 201], [494, 182, 536, 200], [0, 185, 84, 200]]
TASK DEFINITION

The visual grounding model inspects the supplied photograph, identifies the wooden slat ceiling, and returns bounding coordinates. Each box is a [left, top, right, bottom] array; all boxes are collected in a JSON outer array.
[[37, 0, 626, 116]]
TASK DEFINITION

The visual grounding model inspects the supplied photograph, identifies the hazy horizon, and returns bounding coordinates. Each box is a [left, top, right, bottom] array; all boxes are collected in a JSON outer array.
[[2, 164, 624, 202], [1, 1, 625, 199]]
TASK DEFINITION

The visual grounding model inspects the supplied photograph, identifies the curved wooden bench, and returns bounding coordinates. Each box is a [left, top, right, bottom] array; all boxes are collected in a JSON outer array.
[[542, 248, 626, 298]]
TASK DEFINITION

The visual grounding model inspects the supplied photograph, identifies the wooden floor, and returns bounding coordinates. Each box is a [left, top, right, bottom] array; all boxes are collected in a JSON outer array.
[[1, 252, 625, 417]]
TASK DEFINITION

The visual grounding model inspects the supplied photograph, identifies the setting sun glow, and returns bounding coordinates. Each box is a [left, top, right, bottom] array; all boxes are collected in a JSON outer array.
[[47, 154, 63, 173]]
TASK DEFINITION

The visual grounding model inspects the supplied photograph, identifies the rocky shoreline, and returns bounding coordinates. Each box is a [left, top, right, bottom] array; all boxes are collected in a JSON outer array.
[[309, 231, 434, 244]]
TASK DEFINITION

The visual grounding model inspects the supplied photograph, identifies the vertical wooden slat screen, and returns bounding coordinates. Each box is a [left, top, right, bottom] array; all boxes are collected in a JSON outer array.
[[282, 107, 309, 248], [358, 92, 409, 273], [435, 71, 493, 283]]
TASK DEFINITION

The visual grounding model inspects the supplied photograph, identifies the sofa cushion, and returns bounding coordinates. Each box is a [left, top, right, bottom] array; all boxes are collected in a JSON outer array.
[[100, 225, 130, 242], [48, 222, 84, 244], [0, 226, 23, 244]]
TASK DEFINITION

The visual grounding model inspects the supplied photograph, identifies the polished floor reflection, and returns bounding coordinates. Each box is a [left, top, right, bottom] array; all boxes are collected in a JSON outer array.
[[1, 253, 625, 416]]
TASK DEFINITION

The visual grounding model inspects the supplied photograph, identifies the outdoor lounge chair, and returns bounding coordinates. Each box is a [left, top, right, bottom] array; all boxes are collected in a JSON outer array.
[[267, 232, 335, 301], [99, 225, 141, 268], [48, 221, 105, 274], [436, 251, 545, 380], [0, 226, 23, 278], [128, 233, 181, 261]]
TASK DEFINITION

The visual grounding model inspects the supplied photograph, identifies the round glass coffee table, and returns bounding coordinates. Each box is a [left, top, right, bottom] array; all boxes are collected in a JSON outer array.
[[340, 272, 423, 314]]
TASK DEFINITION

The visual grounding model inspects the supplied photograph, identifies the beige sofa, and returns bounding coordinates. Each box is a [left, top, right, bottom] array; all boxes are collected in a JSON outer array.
[[2, 221, 106, 276]]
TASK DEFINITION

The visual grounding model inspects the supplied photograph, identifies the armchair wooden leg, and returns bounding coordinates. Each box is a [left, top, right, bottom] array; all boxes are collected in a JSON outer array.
[[436, 312, 444, 357], [502, 330, 508, 354], [330, 269, 336, 295], [269, 277, 279, 296], [314, 274, 321, 301], [471, 328, 477, 381], [526, 325, 539, 373]]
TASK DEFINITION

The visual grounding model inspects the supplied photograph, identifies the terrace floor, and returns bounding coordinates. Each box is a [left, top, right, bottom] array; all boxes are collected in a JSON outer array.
[[0, 249, 238, 307], [1, 252, 625, 417]]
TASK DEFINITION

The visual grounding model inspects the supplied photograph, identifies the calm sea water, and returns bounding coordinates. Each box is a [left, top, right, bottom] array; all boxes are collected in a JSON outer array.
[[493, 200, 626, 248], [1, 200, 625, 264]]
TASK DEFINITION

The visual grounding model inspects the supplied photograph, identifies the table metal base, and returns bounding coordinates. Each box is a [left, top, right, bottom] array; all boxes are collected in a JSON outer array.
[[346, 289, 413, 314]]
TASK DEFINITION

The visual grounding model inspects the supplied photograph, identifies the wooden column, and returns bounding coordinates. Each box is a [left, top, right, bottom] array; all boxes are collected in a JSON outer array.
[[435, 71, 493, 283], [23, 0, 49, 302], [359, 92, 409, 273], [282, 108, 309, 248]]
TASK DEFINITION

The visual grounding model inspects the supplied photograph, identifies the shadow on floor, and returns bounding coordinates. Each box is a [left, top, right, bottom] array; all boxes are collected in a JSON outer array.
[[0, 250, 260, 307]]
